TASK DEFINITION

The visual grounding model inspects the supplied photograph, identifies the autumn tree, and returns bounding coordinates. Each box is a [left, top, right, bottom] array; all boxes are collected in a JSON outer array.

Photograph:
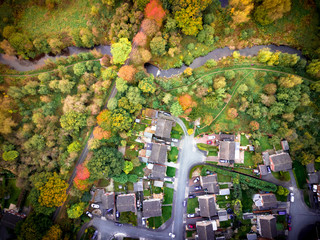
[[93, 126, 112, 140], [254, 0, 291, 25], [60, 111, 87, 132], [38, 173, 68, 208], [111, 38, 132, 65], [141, 19, 160, 38], [278, 75, 302, 88], [150, 35, 167, 56], [123, 161, 134, 174], [229, 0, 254, 25], [67, 141, 82, 153], [300, 152, 315, 166], [264, 83, 277, 95], [75, 163, 90, 180], [178, 94, 193, 110], [145, 0, 166, 26], [97, 109, 112, 130], [42, 225, 63, 240], [307, 59, 320, 78], [249, 121, 260, 131], [133, 32, 147, 47], [118, 65, 136, 83], [170, 101, 184, 117], [227, 108, 238, 119], [213, 76, 226, 90], [138, 75, 156, 93], [111, 108, 134, 131], [67, 202, 86, 219]]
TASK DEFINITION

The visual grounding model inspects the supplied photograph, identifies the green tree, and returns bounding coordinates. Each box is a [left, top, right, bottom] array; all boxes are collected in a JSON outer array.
[[170, 101, 184, 117], [278, 75, 302, 88], [128, 174, 138, 182], [300, 152, 315, 166], [80, 28, 95, 48], [254, 0, 291, 25], [73, 62, 87, 76], [116, 77, 128, 93], [60, 111, 87, 132], [113, 172, 128, 184], [67, 202, 86, 219], [307, 59, 320, 78], [138, 76, 156, 93], [2, 150, 19, 161], [123, 161, 134, 174], [111, 38, 132, 65], [111, 109, 133, 131], [67, 141, 82, 153], [224, 70, 235, 80], [257, 48, 272, 63], [24, 134, 45, 151], [107, 97, 118, 110], [87, 147, 124, 180], [150, 36, 167, 56], [213, 76, 226, 90]]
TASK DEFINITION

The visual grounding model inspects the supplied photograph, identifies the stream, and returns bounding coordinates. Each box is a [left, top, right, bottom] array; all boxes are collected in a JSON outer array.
[[0, 44, 302, 78]]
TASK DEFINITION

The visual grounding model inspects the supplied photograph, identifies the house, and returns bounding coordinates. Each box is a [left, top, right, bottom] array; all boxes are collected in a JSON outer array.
[[142, 108, 159, 119], [281, 140, 289, 151], [150, 164, 167, 180], [101, 192, 115, 210], [307, 162, 315, 173], [0, 210, 26, 229], [247, 233, 257, 240], [134, 180, 143, 192], [218, 209, 228, 221], [198, 195, 217, 217], [219, 189, 230, 195], [262, 152, 270, 166], [155, 118, 174, 139], [220, 134, 235, 141], [257, 215, 277, 239], [200, 174, 220, 194], [259, 165, 268, 176], [254, 193, 277, 210], [116, 194, 136, 213], [269, 152, 292, 172], [196, 221, 216, 240], [242, 212, 254, 220], [149, 143, 167, 164], [308, 173, 319, 184], [142, 199, 162, 218], [219, 141, 240, 161]]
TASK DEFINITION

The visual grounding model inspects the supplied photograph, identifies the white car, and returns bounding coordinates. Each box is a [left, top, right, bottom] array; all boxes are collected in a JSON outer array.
[[187, 213, 195, 218], [91, 203, 100, 209], [86, 211, 93, 218], [169, 233, 175, 238], [193, 177, 200, 183], [290, 193, 294, 202]]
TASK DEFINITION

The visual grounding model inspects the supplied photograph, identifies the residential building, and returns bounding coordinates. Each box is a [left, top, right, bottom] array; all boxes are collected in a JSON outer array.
[[142, 199, 162, 218], [155, 118, 174, 139], [218, 209, 228, 221], [219, 141, 240, 161], [196, 221, 216, 240], [242, 212, 254, 220], [142, 108, 159, 119], [269, 152, 292, 172], [149, 143, 167, 164], [308, 173, 319, 184], [259, 165, 268, 176], [116, 194, 136, 213], [200, 174, 220, 194], [262, 152, 270, 166], [101, 192, 115, 210], [133, 180, 143, 192], [246, 233, 257, 240], [0, 210, 26, 229], [219, 189, 230, 195], [150, 164, 167, 180], [198, 195, 217, 217], [281, 140, 289, 151], [257, 215, 277, 239], [220, 134, 235, 141], [253, 193, 277, 210]]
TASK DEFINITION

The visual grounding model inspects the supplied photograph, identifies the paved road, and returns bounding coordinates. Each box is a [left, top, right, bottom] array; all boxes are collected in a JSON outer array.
[[287, 170, 320, 240]]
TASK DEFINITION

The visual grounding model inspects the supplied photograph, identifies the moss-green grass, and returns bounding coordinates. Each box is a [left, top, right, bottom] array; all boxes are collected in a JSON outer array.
[[272, 171, 291, 182], [163, 187, 174, 204], [293, 161, 307, 189], [187, 197, 199, 214], [240, 134, 249, 146], [166, 166, 176, 177], [260, 135, 273, 151], [168, 147, 179, 162], [162, 206, 172, 222], [244, 151, 254, 167]]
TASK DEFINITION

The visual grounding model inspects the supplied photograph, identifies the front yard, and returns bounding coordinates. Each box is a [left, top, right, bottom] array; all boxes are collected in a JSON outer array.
[[187, 197, 199, 214]]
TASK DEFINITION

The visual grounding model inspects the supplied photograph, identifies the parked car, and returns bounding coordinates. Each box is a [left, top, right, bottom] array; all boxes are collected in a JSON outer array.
[[288, 226, 292, 231], [142, 218, 146, 226], [163, 112, 171, 116], [208, 136, 215, 140], [107, 208, 113, 213], [207, 140, 213, 145], [187, 213, 195, 218], [169, 233, 175, 238], [86, 211, 93, 218], [219, 160, 227, 163], [188, 194, 196, 199], [266, 166, 271, 173], [172, 138, 179, 143], [194, 186, 202, 191], [206, 170, 212, 175], [91, 203, 100, 209], [183, 200, 187, 207], [114, 222, 123, 227], [290, 193, 294, 203], [287, 215, 292, 224], [188, 224, 196, 229], [193, 177, 200, 183], [116, 211, 120, 218]]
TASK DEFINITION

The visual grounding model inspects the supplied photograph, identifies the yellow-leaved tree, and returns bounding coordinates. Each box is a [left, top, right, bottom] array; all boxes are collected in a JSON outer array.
[[229, 0, 254, 26]]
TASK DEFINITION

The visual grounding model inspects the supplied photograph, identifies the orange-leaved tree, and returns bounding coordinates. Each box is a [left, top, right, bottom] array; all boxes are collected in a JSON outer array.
[[97, 109, 112, 131], [118, 65, 136, 83], [38, 173, 68, 208], [93, 126, 112, 140], [178, 94, 194, 110], [74, 163, 90, 190], [133, 32, 147, 47], [145, 0, 166, 26]]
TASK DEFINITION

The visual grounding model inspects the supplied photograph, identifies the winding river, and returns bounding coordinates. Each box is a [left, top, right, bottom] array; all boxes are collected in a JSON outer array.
[[0, 44, 303, 78]]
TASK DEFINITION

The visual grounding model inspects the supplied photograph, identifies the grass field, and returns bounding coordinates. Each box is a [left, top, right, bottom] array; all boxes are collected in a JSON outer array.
[[168, 147, 179, 162], [244, 151, 254, 167], [217, 173, 232, 182], [240, 134, 249, 146], [162, 206, 172, 222], [163, 187, 174, 204], [187, 197, 199, 214], [260, 135, 272, 151]]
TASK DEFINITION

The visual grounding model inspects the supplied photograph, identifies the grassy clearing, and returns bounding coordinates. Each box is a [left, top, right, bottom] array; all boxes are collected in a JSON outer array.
[[272, 171, 291, 182], [143, 189, 151, 196], [171, 123, 184, 139], [187, 197, 199, 214], [208, 151, 218, 156], [240, 134, 249, 146], [244, 151, 254, 167], [166, 167, 176, 177], [163, 187, 174, 204], [260, 135, 272, 151]]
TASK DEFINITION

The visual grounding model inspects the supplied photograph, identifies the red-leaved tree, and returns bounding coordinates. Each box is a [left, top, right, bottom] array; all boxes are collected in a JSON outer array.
[[145, 0, 166, 26], [75, 163, 90, 180]]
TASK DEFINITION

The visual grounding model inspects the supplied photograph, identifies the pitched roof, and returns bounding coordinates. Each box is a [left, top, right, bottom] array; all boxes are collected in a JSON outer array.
[[260, 193, 277, 209], [149, 143, 167, 164], [218, 210, 228, 221], [198, 195, 217, 217], [259, 165, 268, 176], [116, 194, 136, 213], [134, 180, 143, 192], [257, 215, 277, 239], [219, 189, 230, 195], [150, 164, 167, 180], [142, 199, 162, 218], [219, 141, 236, 160], [220, 134, 235, 141], [281, 140, 289, 151], [93, 188, 105, 203], [247, 233, 257, 240], [242, 212, 254, 220], [101, 192, 115, 210], [269, 152, 292, 171], [142, 108, 159, 119], [155, 118, 174, 139], [201, 175, 220, 194], [0, 212, 24, 229], [307, 163, 315, 173], [196, 221, 216, 240], [308, 173, 319, 184]]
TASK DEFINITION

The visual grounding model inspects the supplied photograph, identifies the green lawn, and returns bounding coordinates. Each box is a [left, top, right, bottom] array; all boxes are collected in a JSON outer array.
[[162, 206, 172, 222], [208, 151, 218, 156], [133, 123, 147, 132], [143, 189, 151, 196], [5, 179, 21, 208], [217, 173, 232, 182], [152, 186, 163, 194], [163, 187, 174, 204], [187, 197, 199, 214], [219, 184, 229, 189], [131, 163, 145, 177], [233, 167, 255, 176], [119, 211, 137, 226], [260, 135, 272, 151], [293, 161, 307, 189], [272, 171, 291, 182], [166, 166, 176, 177], [171, 123, 184, 139], [240, 134, 249, 146], [168, 147, 179, 162], [244, 151, 254, 167], [148, 216, 163, 229]]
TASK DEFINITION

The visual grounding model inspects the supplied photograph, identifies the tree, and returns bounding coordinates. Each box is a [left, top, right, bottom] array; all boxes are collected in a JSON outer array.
[[229, 0, 254, 25], [170, 101, 184, 117], [97, 109, 112, 130], [48, 38, 64, 55], [205, 59, 217, 68], [138, 76, 156, 93], [213, 76, 226, 90], [42, 225, 63, 240], [80, 28, 95, 48], [102, 67, 117, 81], [150, 36, 167, 56], [75, 163, 90, 180], [60, 111, 87, 132], [0, 40, 16, 55], [111, 38, 132, 65], [224, 70, 235, 80], [141, 19, 160, 38], [257, 48, 273, 63], [254, 0, 291, 25], [93, 126, 112, 140], [300, 152, 315, 166], [24, 134, 45, 151], [133, 32, 147, 47], [238, 84, 248, 95], [307, 59, 320, 78], [111, 108, 133, 131], [178, 94, 193, 110], [118, 65, 136, 83], [249, 121, 260, 131], [67, 202, 86, 219], [73, 62, 87, 76], [252, 153, 262, 166], [145, 0, 166, 26], [278, 75, 302, 88], [123, 161, 134, 174], [227, 108, 238, 119], [264, 83, 277, 95], [38, 173, 68, 208], [87, 147, 124, 180], [8, 32, 35, 58], [2, 150, 19, 161], [67, 141, 82, 153], [33, 37, 50, 54], [128, 174, 138, 182], [113, 172, 128, 184]]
